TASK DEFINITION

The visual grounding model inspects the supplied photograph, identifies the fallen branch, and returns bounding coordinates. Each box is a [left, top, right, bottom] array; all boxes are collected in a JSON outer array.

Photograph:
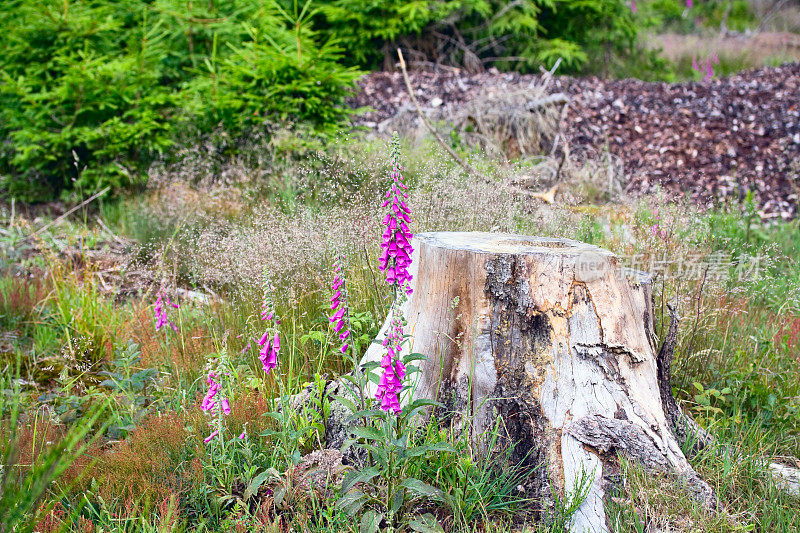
[[30, 187, 111, 238], [396, 49, 487, 183], [536, 57, 562, 96], [96, 217, 129, 247], [529, 92, 569, 112]]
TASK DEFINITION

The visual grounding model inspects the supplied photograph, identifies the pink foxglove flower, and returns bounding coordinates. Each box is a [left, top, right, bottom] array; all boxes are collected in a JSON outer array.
[[154, 288, 179, 332], [375, 301, 407, 414], [260, 332, 279, 374], [329, 253, 353, 356], [704, 53, 719, 82], [201, 366, 227, 443], [255, 271, 280, 375], [692, 54, 719, 82], [201, 370, 220, 412], [704, 61, 714, 82], [375, 132, 413, 414], [379, 132, 414, 294]]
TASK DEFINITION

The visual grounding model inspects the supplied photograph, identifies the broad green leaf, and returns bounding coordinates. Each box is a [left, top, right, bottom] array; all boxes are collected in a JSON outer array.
[[404, 442, 456, 458], [332, 393, 358, 413], [346, 409, 386, 424], [274, 485, 286, 506], [360, 443, 389, 469], [404, 398, 445, 411], [341, 465, 380, 494], [390, 485, 405, 514], [402, 352, 428, 364], [336, 489, 368, 516], [350, 425, 384, 442], [401, 399, 444, 421], [359, 510, 383, 533], [401, 478, 443, 500], [408, 513, 446, 533], [244, 468, 279, 500]]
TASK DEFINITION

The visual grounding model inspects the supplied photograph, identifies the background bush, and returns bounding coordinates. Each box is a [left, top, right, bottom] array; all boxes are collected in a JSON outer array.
[[317, 0, 642, 73], [0, 0, 724, 201], [0, 0, 360, 202]]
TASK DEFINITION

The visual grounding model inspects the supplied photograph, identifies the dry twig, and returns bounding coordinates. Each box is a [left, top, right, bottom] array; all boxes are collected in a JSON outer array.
[[30, 187, 111, 238], [397, 49, 487, 182]]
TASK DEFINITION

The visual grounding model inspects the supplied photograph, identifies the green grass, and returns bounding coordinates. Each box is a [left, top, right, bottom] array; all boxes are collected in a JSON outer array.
[[1, 135, 800, 531], [608, 419, 800, 531]]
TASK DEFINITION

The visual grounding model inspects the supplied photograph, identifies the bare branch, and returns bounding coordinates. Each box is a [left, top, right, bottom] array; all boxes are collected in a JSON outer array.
[[396, 49, 487, 183]]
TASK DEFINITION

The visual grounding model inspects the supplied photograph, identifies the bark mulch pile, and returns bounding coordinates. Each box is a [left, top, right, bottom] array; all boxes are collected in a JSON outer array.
[[351, 63, 800, 218]]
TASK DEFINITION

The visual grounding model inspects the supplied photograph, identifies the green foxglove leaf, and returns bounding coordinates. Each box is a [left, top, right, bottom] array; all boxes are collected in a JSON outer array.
[[336, 489, 368, 516], [359, 510, 383, 533], [408, 513, 445, 533], [341, 465, 380, 494], [401, 478, 443, 500]]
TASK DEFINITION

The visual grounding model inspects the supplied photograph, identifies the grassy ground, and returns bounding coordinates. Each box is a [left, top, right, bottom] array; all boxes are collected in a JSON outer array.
[[1, 135, 799, 531], [651, 31, 800, 79]]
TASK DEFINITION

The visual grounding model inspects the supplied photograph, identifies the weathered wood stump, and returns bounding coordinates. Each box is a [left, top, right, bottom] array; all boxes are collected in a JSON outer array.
[[361, 232, 715, 533]]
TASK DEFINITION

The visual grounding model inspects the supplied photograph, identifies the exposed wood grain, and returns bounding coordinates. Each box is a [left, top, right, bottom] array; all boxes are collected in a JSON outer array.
[[360, 231, 716, 532]]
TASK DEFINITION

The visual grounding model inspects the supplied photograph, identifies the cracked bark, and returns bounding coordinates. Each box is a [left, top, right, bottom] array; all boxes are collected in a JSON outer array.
[[359, 232, 717, 532], [657, 303, 715, 453]]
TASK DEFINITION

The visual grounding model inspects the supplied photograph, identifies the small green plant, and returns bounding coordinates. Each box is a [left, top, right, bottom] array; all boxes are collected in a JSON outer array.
[[97, 341, 160, 438], [335, 396, 455, 531], [80, 486, 185, 533], [691, 381, 732, 417], [405, 419, 534, 528]]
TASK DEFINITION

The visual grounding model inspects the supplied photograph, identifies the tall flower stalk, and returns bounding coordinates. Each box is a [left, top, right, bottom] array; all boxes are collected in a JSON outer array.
[[329, 250, 367, 409], [330, 254, 351, 356], [376, 132, 414, 414], [379, 133, 414, 294], [255, 270, 280, 375], [154, 287, 179, 332], [201, 341, 233, 446]]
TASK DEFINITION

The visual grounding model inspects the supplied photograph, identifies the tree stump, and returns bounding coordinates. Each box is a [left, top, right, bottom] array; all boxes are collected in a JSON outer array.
[[361, 232, 715, 533]]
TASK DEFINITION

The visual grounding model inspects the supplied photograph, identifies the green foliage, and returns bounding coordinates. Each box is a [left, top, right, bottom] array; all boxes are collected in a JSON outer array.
[[79, 487, 185, 533], [97, 341, 161, 439], [0, 0, 361, 201], [318, 0, 641, 73], [0, 0, 178, 201], [608, 420, 800, 531], [405, 419, 534, 528], [639, 0, 756, 33], [336, 396, 457, 530]]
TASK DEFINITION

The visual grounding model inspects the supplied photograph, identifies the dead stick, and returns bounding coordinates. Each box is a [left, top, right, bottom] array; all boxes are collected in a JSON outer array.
[[537, 57, 562, 96], [31, 186, 111, 237], [397, 49, 487, 182], [549, 100, 570, 158], [95, 216, 128, 246]]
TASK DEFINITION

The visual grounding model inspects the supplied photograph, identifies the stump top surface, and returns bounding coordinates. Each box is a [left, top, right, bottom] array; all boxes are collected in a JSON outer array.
[[416, 232, 614, 257]]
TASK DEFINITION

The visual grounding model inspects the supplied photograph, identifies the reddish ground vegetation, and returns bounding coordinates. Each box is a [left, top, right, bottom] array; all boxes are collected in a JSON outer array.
[[0, 274, 49, 325], [65, 411, 203, 509], [774, 316, 800, 360], [121, 304, 210, 380]]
